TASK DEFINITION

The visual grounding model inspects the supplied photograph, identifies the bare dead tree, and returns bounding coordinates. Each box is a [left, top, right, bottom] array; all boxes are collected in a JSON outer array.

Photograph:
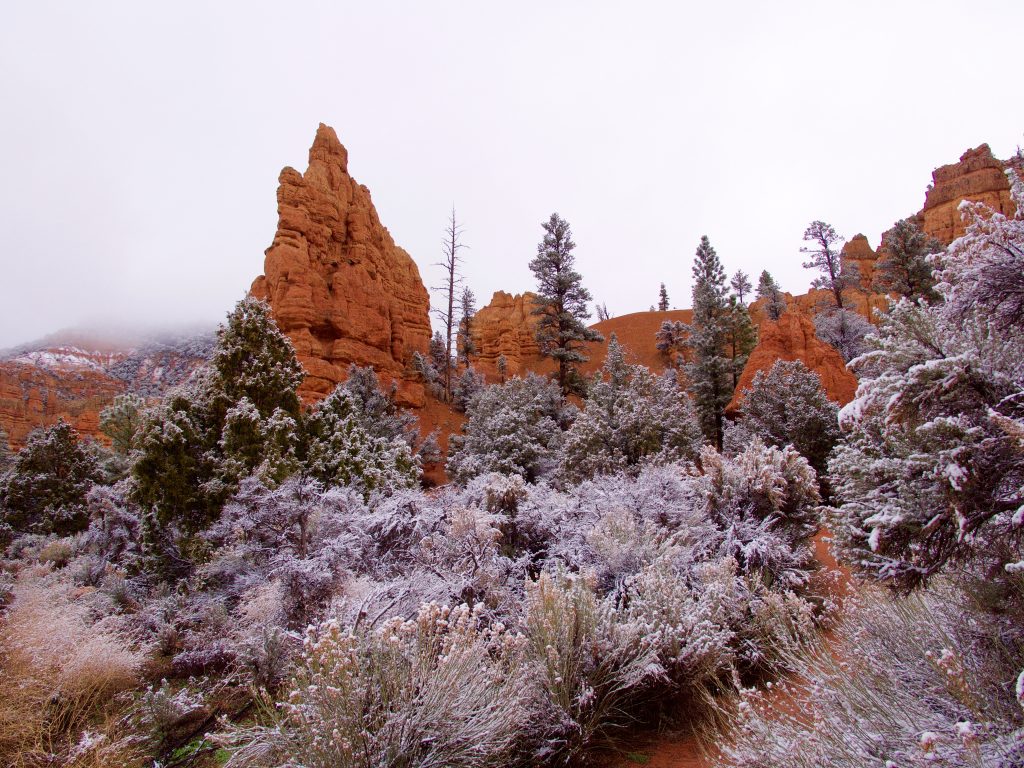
[[431, 209, 467, 403]]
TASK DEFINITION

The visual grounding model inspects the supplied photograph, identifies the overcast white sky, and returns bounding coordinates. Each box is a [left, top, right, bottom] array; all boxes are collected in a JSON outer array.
[[1, 1, 1022, 349]]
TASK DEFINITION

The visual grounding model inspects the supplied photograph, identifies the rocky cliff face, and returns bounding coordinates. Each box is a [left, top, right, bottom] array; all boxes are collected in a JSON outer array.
[[917, 144, 1018, 244], [251, 124, 431, 407], [729, 312, 857, 411], [469, 291, 545, 377], [0, 331, 213, 449]]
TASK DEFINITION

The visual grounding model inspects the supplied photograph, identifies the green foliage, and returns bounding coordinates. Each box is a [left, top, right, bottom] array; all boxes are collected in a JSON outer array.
[[723, 296, 757, 388], [529, 213, 604, 396], [684, 236, 734, 450], [303, 387, 419, 496], [737, 360, 840, 477], [212, 296, 303, 419], [0, 419, 100, 535], [875, 217, 943, 302], [99, 393, 147, 456], [756, 270, 786, 321], [130, 297, 304, 535], [457, 286, 477, 367], [560, 335, 702, 483]]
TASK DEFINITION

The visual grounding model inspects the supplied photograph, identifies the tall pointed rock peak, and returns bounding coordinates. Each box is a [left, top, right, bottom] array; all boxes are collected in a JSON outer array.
[[251, 124, 431, 406]]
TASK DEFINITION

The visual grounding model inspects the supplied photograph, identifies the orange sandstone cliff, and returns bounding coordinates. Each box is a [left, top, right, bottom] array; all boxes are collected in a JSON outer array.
[[917, 144, 1018, 244], [251, 124, 431, 407]]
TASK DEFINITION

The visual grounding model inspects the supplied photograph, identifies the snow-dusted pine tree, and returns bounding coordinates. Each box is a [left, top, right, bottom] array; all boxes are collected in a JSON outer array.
[[655, 319, 688, 369], [303, 387, 418, 496], [447, 373, 572, 484], [559, 334, 702, 483], [874, 218, 943, 302], [0, 419, 100, 535], [99, 393, 146, 456], [658, 282, 669, 311], [684, 235, 733, 450], [828, 172, 1024, 590], [723, 295, 757, 388], [212, 296, 303, 420], [756, 270, 786, 321], [737, 359, 840, 476], [730, 269, 752, 306], [529, 213, 603, 396], [801, 220, 855, 309], [456, 286, 477, 369]]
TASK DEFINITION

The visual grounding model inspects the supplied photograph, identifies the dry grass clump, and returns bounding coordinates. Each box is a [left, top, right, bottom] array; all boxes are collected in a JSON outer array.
[[0, 566, 146, 766], [721, 583, 1024, 767], [225, 601, 537, 768]]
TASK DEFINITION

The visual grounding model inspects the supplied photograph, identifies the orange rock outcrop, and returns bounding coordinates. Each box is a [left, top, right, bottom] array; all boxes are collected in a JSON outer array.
[[251, 124, 431, 407], [469, 291, 545, 377], [728, 312, 857, 411], [0, 362, 126, 450], [918, 144, 1018, 244]]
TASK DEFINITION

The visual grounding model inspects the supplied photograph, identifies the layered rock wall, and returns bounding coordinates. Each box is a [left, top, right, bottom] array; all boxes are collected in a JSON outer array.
[[251, 124, 431, 406], [918, 144, 1017, 243]]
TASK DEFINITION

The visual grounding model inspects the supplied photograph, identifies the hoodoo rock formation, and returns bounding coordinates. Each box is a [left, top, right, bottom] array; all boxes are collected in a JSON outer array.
[[729, 312, 857, 411], [251, 124, 431, 407], [917, 144, 1019, 244], [469, 291, 545, 377]]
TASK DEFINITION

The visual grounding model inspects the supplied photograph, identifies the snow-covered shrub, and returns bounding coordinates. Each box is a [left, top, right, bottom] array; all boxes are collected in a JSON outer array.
[[722, 584, 1024, 768], [736, 359, 841, 476], [452, 366, 486, 413], [620, 553, 735, 706], [303, 387, 419, 497], [828, 177, 1024, 590], [228, 603, 536, 768], [447, 373, 573, 484], [559, 337, 702, 484], [523, 570, 661, 761], [814, 307, 874, 363], [1, 419, 101, 536]]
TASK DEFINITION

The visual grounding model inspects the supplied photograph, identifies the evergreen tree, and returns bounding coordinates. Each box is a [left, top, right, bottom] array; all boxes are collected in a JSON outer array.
[[99, 393, 146, 456], [737, 360, 840, 477], [452, 366, 486, 413], [447, 373, 571, 484], [302, 388, 418, 497], [723, 296, 757, 388], [334, 365, 437, 464], [828, 175, 1024, 589], [684, 236, 733, 450], [756, 271, 786, 321], [212, 296, 303, 419], [456, 286, 477, 368], [560, 335, 702, 483], [730, 270, 752, 306], [131, 297, 305, 534], [801, 220, 856, 309], [875, 218, 943, 302], [497, 354, 508, 384], [1, 419, 100, 535], [529, 213, 604, 396], [658, 283, 670, 311], [655, 320, 688, 369]]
